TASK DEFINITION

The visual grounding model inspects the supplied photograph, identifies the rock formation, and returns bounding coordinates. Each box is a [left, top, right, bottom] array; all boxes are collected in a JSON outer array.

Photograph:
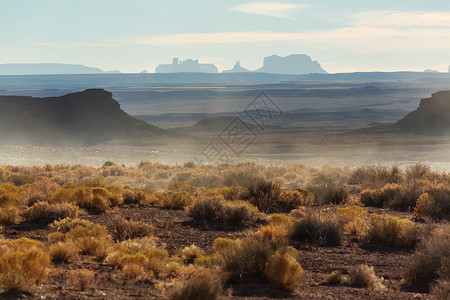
[[256, 54, 327, 75], [222, 61, 252, 73], [0, 89, 170, 146], [156, 58, 218, 73], [395, 91, 450, 135], [0, 63, 109, 75]]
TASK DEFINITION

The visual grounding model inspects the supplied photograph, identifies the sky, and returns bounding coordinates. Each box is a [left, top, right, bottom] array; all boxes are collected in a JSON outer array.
[[1, 0, 450, 73]]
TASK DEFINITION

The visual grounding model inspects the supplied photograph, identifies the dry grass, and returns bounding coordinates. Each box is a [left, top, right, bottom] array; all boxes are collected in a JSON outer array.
[[49, 217, 95, 233], [363, 214, 419, 248], [405, 223, 450, 291], [338, 205, 368, 237], [22, 201, 79, 224], [68, 269, 97, 290], [0, 238, 51, 291], [108, 215, 153, 242], [264, 248, 303, 290], [414, 183, 450, 220], [158, 192, 194, 209], [325, 270, 347, 285], [182, 244, 204, 264], [49, 242, 76, 263], [186, 198, 259, 230], [161, 266, 222, 300], [290, 211, 343, 246], [349, 264, 385, 290]]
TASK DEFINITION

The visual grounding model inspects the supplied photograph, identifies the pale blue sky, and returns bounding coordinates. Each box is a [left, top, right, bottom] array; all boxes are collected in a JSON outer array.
[[1, 0, 450, 73]]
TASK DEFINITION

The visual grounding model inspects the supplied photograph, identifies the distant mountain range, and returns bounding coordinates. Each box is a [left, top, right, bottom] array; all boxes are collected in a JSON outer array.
[[0, 63, 120, 75], [0, 89, 174, 146]]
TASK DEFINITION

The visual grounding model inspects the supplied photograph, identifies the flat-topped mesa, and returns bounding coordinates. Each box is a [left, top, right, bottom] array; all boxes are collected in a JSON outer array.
[[395, 91, 450, 135], [0, 89, 169, 146]]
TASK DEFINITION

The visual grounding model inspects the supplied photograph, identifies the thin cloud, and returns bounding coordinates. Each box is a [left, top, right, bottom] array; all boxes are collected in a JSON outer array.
[[349, 11, 450, 27], [130, 26, 450, 54], [230, 1, 308, 20]]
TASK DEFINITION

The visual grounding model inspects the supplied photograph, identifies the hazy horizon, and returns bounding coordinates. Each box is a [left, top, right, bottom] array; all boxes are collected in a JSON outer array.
[[1, 0, 450, 74]]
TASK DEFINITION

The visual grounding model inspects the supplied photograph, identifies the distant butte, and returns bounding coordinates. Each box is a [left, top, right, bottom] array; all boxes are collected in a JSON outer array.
[[0, 89, 172, 146], [395, 91, 450, 135]]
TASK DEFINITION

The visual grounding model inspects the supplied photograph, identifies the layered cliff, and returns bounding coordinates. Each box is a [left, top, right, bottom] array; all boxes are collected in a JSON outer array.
[[395, 91, 450, 135], [0, 89, 169, 146]]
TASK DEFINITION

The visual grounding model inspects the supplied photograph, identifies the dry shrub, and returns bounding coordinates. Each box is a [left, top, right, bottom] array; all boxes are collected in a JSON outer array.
[[24, 177, 60, 205], [108, 216, 153, 242], [22, 201, 79, 224], [159, 192, 194, 209], [119, 248, 170, 279], [49, 217, 95, 233], [325, 270, 347, 285], [121, 236, 158, 252], [122, 187, 155, 206], [120, 252, 148, 279], [360, 183, 417, 210], [167, 181, 195, 193], [414, 183, 450, 220], [222, 164, 266, 189], [363, 214, 419, 248], [51, 186, 113, 214], [189, 174, 224, 189], [162, 266, 222, 300], [0, 238, 51, 291], [405, 223, 450, 291], [431, 279, 450, 300], [65, 224, 112, 259], [290, 211, 343, 246], [215, 235, 303, 290], [264, 247, 303, 290], [219, 236, 274, 282], [338, 205, 368, 236], [186, 198, 258, 230], [182, 244, 204, 264], [0, 182, 24, 207], [349, 165, 402, 188], [49, 242, 76, 263], [349, 264, 385, 290], [68, 269, 96, 290], [0, 206, 21, 224], [243, 181, 306, 213]]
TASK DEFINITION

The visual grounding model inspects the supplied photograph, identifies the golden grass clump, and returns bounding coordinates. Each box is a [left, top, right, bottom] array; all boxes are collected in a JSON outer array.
[[158, 191, 194, 209], [349, 264, 385, 290], [414, 183, 450, 220], [161, 265, 222, 300], [186, 198, 259, 230], [363, 214, 419, 248], [22, 201, 79, 224], [68, 269, 97, 290], [65, 224, 112, 260], [0, 206, 21, 224], [182, 244, 205, 264], [264, 247, 303, 290], [405, 223, 450, 291], [108, 215, 153, 242], [49, 217, 95, 233], [338, 205, 368, 237], [0, 238, 51, 291], [49, 242, 76, 263], [290, 210, 343, 246]]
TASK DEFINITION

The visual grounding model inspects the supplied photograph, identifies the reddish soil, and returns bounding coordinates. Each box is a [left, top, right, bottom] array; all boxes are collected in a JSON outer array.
[[0, 206, 430, 299]]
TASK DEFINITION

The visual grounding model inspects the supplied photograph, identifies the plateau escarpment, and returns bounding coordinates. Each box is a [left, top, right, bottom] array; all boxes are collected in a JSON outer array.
[[0, 89, 171, 146], [395, 91, 450, 135]]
